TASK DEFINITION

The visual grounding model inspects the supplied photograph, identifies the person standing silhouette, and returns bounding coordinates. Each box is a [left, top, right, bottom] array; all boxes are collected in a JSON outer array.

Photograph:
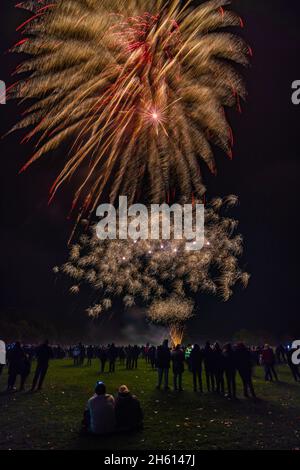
[[190, 344, 204, 393], [223, 343, 237, 399], [171, 344, 185, 391], [7, 342, 24, 391], [156, 340, 171, 390], [31, 340, 53, 391], [235, 343, 256, 398], [108, 343, 117, 372], [203, 342, 215, 392]]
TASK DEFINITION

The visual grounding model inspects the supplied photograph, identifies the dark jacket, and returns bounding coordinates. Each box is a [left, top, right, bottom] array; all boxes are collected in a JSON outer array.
[[261, 348, 275, 366], [223, 346, 236, 372], [156, 345, 171, 369], [212, 348, 225, 373], [35, 344, 53, 365], [190, 346, 204, 371], [171, 349, 185, 374], [203, 344, 214, 370], [115, 393, 143, 431], [98, 348, 107, 361], [235, 345, 252, 374], [8, 344, 25, 374], [21, 355, 31, 377], [107, 345, 117, 361]]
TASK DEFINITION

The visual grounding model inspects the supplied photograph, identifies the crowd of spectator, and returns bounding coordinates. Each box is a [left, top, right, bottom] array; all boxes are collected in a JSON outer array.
[[1, 338, 300, 436]]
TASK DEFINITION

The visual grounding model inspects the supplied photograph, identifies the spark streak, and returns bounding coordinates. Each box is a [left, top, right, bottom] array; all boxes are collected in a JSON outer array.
[[9, 0, 249, 216]]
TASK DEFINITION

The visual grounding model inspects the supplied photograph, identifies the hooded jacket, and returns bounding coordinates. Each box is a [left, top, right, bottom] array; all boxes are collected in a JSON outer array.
[[115, 392, 143, 430]]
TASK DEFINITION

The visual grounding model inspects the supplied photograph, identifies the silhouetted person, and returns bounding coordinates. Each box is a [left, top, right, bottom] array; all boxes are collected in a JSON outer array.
[[190, 344, 203, 392], [108, 343, 117, 372], [57, 345, 65, 359], [144, 344, 150, 363], [7, 342, 25, 391], [262, 345, 278, 381], [83, 381, 115, 435], [125, 346, 133, 369], [212, 343, 225, 394], [171, 344, 185, 391], [276, 344, 287, 364], [203, 342, 215, 392], [235, 343, 256, 398], [156, 339, 171, 390], [31, 340, 53, 391], [115, 385, 143, 431], [119, 347, 126, 366], [132, 345, 139, 369], [73, 346, 80, 366], [287, 347, 300, 382], [20, 354, 31, 391], [79, 343, 86, 365], [148, 346, 156, 369], [223, 343, 236, 399], [87, 345, 93, 366], [251, 347, 260, 367], [99, 347, 107, 373]]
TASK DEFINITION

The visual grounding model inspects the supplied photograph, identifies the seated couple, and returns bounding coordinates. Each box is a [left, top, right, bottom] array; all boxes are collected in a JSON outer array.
[[82, 381, 143, 435]]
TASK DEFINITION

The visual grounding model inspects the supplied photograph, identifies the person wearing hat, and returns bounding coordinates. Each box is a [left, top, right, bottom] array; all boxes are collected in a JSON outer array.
[[115, 385, 143, 432], [83, 381, 116, 435]]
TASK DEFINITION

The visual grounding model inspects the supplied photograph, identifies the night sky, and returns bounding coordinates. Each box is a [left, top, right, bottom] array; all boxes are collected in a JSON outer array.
[[1, 1, 300, 341]]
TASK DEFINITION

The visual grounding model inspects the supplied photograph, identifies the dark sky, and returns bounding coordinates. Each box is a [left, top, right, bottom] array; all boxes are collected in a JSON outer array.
[[1, 0, 300, 340]]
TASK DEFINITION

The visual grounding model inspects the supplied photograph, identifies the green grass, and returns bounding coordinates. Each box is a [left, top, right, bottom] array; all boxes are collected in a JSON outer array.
[[1, 359, 300, 450]]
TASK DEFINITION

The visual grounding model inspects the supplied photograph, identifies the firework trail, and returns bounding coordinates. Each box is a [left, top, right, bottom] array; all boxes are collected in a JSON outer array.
[[10, 0, 249, 218]]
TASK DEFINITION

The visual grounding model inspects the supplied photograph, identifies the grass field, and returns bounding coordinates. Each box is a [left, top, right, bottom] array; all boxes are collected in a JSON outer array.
[[1, 359, 300, 450]]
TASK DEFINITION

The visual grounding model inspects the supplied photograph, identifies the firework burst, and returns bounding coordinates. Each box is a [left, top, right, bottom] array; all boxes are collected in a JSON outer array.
[[55, 196, 249, 328], [10, 0, 249, 218], [148, 297, 194, 346]]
